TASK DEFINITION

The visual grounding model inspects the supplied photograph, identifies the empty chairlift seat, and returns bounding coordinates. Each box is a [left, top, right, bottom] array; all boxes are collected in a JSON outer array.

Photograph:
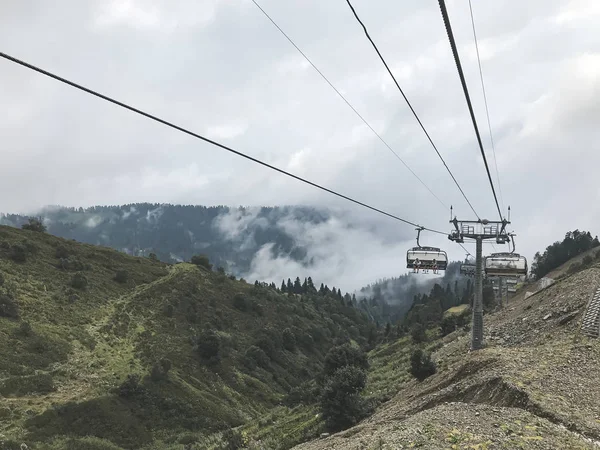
[[484, 253, 528, 277]]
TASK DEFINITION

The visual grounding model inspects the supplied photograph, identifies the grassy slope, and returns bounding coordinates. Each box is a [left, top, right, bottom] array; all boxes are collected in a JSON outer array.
[[0, 226, 371, 450]]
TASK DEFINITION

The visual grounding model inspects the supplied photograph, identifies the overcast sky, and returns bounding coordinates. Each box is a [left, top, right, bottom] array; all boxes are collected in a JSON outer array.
[[1, 0, 599, 280]]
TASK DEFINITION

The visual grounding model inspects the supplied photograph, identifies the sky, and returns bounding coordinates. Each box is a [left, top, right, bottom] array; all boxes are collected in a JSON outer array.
[[1, 0, 600, 285]]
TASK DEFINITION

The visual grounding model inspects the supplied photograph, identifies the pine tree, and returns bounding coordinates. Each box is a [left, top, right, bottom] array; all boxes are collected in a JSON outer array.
[[294, 277, 302, 294], [385, 322, 391, 336], [302, 278, 308, 293], [287, 278, 293, 292], [307, 277, 316, 292], [281, 280, 287, 292], [319, 283, 325, 295]]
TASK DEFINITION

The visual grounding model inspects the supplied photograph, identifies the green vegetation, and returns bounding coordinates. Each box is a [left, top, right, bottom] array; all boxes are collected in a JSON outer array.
[[409, 348, 436, 381], [0, 224, 376, 449], [531, 229, 599, 278]]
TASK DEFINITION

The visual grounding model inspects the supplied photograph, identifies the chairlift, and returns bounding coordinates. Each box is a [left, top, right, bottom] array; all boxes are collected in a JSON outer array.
[[484, 235, 528, 277], [407, 227, 448, 274], [460, 254, 477, 276]]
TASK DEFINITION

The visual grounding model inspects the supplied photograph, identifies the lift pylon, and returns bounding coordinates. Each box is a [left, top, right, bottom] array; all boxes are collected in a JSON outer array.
[[449, 217, 511, 350]]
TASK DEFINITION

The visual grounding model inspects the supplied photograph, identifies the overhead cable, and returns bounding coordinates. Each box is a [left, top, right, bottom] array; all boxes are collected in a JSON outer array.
[[344, 0, 480, 219], [437, 0, 503, 220], [468, 0, 505, 212], [251, 0, 448, 211], [0, 50, 447, 236]]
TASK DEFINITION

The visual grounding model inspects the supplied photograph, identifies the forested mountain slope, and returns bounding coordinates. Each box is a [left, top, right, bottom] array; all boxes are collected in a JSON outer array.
[[0, 225, 375, 449], [0, 204, 330, 274]]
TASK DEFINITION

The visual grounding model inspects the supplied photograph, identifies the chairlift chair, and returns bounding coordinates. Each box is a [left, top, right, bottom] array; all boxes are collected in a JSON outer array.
[[407, 227, 448, 273]]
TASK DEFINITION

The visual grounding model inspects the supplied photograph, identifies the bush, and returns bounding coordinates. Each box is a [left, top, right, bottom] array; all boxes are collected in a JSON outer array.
[[113, 270, 128, 284], [244, 345, 270, 369], [285, 380, 319, 406], [582, 255, 594, 266], [22, 217, 46, 232], [320, 366, 368, 432], [10, 244, 27, 263], [195, 329, 221, 362], [221, 428, 244, 450], [0, 271, 4, 286], [15, 320, 33, 337], [117, 374, 144, 398], [191, 254, 212, 270], [411, 323, 427, 343], [71, 272, 88, 290], [410, 348, 437, 381], [150, 358, 172, 382], [148, 253, 158, 261], [440, 315, 457, 337], [232, 294, 248, 312], [323, 343, 369, 378], [55, 245, 70, 259], [282, 328, 297, 352], [0, 293, 19, 319]]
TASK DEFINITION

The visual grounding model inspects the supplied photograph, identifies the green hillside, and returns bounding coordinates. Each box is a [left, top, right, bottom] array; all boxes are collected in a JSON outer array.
[[0, 225, 374, 449]]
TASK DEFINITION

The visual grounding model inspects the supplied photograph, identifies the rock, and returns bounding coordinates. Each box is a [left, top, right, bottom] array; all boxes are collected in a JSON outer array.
[[320, 433, 330, 439], [543, 313, 553, 320], [558, 311, 579, 325]]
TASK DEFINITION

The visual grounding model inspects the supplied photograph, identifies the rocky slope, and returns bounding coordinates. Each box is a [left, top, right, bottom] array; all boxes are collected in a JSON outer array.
[[295, 260, 600, 449]]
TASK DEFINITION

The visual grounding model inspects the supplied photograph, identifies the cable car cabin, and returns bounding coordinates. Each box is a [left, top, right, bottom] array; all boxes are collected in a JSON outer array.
[[484, 253, 528, 277], [407, 247, 448, 272]]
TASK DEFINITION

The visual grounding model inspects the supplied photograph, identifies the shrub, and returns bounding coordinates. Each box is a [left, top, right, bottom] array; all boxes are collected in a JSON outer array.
[[10, 244, 27, 263], [0, 271, 4, 286], [282, 328, 297, 352], [440, 315, 457, 337], [190, 255, 212, 270], [323, 344, 369, 378], [244, 345, 270, 369], [148, 253, 158, 261], [21, 217, 46, 233], [285, 381, 319, 406], [150, 358, 172, 382], [117, 374, 144, 398], [411, 323, 427, 343], [55, 245, 70, 259], [410, 348, 437, 381], [71, 272, 88, 290], [15, 320, 33, 337], [582, 255, 594, 266], [195, 329, 221, 362], [320, 366, 367, 431], [232, 294, 248, 312], [113, 270, 128, 284], [0, 293, 19, 319], [221, 428, 244, 450]]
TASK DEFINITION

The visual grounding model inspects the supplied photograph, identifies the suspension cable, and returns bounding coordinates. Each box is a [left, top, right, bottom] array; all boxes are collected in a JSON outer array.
[[437, 0, 503, 220], [344, 0, 480, 219], [251, 0, 448, 210], [0, 50, 448, 236], [468, 0, 505, 213]]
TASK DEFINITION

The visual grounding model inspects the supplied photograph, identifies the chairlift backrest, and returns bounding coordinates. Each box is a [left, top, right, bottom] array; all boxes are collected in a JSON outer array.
[[484, 252, 528, 276]]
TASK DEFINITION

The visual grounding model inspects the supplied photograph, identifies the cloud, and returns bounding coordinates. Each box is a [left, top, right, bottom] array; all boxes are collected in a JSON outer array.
[[1, 0, 599, 287], [214, 208, 418, 291]]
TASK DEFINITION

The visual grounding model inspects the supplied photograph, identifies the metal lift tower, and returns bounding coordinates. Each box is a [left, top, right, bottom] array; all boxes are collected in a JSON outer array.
[[449, 217, 510, 350]]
